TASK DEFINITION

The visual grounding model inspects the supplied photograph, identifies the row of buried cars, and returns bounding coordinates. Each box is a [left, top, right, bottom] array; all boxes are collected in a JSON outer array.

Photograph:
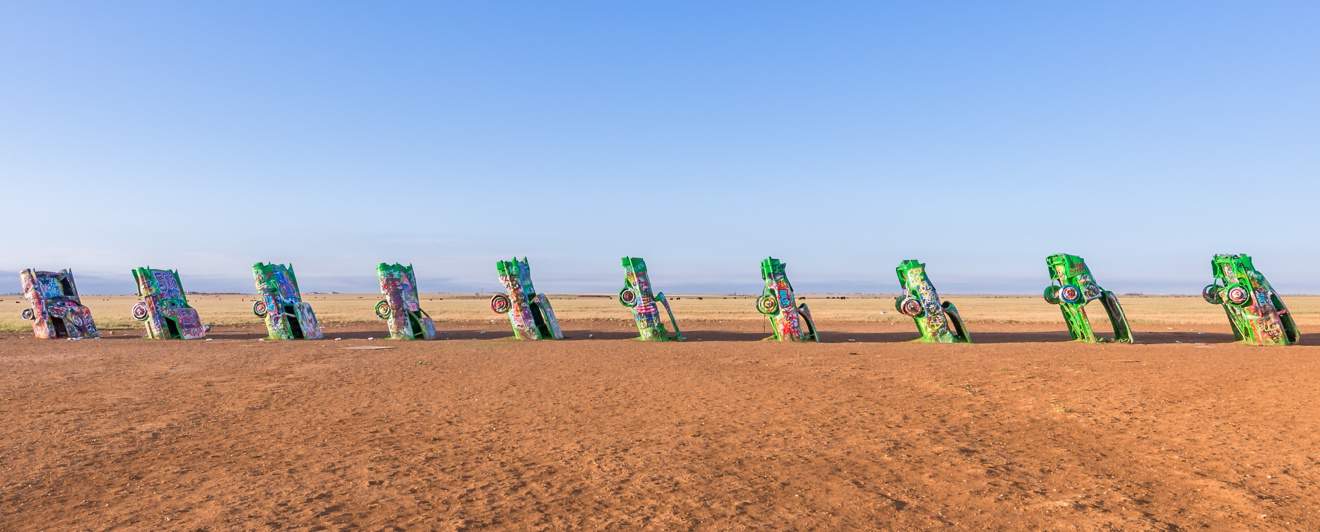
[[13, 254, 1302, 346]]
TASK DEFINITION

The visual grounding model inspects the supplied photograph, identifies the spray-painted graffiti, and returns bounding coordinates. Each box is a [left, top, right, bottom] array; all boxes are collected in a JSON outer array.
[[618, 257, 683, 341], [1203, 254, 1299, 346], [374, 263, 438, 340], [251, 262, 324, 340], [1043, 254, 1133, 343], [18, 269, 99, 339], [756, 257, 819, 342], [490, 257, 562, 340], [130, 267, 207, 339], [895, 260, 969, 343]]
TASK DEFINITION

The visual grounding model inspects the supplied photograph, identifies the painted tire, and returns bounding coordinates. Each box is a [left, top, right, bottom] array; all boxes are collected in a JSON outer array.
[[1058, 285, 1083, 304], [1226, 285, 1251, 305], [618, 287, 638, 308], [131, 302, 149, 321], [252, 300, 268, 317], [21, 308, 34, 321], [1043, 286, 1061, 305], [756, 294, 779, 315], [898, 297, 923, 317], [490, 294, 512, 314], [374, 300, 392, 320], [1202, 284, 1223, 305]]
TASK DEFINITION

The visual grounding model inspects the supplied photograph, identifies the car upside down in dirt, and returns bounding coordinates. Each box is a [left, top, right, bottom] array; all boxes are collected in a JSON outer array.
[[1202, 254, 1299, 346], [18, 268, 99, 339], [1043, 253, 1133, 343], [130, 267, 207, 339], [756, 257, 819, 342], [617, 257, 682, 341], [895, 259, 969, 343], [490, 257, 562, 340], [251, 262, 323, 340], [374, 263, 437, 340]]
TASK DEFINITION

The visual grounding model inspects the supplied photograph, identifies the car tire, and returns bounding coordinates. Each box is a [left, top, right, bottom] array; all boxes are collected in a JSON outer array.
[[898, 297, 923, 317], [1059, 285, 1083, 304], [374, 300, 392, 320], [1202, 284, 1223, 305], [490, 294, 512, 314], [252, 300, 268, 317], [1043, 286, 1061, 305], [619, 287, 639, 308], [20, 308, 34, 321], [1226, 285, 1251, 305], [756, 294, 779, 315], [131, 302, 149, 321]]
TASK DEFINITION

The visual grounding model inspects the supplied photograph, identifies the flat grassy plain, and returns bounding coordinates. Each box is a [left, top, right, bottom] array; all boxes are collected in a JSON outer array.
[[3, 293, 1319, 333]]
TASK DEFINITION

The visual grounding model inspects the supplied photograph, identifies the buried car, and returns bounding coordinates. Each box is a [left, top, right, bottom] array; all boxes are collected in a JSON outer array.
[[374, 263, 437, 340], [251, 262, 323, 340], [1043, 253, 1133, 343], [490, 257, 562, 340], [1202, 254, 1299, 346], [18, 268, 99, 339], [895, 259, 969, 343], [617, 256, 683, 341], [130, 267, 207, 339], [756, 257, 819, 342]]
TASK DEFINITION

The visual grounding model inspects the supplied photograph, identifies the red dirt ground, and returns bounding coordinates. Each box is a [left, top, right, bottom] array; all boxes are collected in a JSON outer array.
[[3, 320, 1319, 529]]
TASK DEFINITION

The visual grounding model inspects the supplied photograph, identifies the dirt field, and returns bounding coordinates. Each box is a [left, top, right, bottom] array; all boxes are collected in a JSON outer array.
[[3, 296, 1319, 529]]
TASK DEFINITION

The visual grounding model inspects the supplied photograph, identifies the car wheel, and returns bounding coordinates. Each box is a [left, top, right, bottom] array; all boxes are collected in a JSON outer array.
[[898, 297, 923, 317], [20, 308, 34, 321], [1058, 285, 1083, 304], [252, 300, 268, 317], [490, 294, 512, 314], [1226, 285, 1251, 305], [619, 287, 639, 308], [1043, 286, 1061, 305], [131, 302, 149, 321], [374, 300, 392, 320], [1202, 284, 1223, 305], [1083, 284, 1102, 300], [756, 294, 779, 315]]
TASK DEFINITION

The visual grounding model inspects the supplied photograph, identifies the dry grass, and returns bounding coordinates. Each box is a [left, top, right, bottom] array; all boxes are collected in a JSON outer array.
[[3, 293, 1318, 333]]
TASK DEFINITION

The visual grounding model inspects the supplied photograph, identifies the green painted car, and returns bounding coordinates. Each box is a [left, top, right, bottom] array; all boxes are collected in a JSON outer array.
[[1202, 254, 1299, 346], [756, 257, 819, 342], [895, 260, 969, 343], [618, 257, 682, 341], [1043, 254, 1133, 343], [490, 257, 563, 340]]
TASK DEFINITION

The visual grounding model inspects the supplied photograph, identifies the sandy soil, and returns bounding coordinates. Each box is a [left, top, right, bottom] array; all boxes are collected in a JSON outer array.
[[3, 316, 1319, 529]]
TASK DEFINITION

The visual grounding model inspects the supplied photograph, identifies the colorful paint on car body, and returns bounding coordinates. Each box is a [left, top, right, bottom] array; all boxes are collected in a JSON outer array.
[[374, 263, 438, 340], [490, 257, 563, 340], [1202, 254, 1299, 346], [130, 267, 207, 339], [1043, 254, 1133, 343], [895, 259, 969, 343], [251, 262, 323, 340], [618, 257, 683, 341], [18, 269, 99, 340], [756, 257, 819, 342]]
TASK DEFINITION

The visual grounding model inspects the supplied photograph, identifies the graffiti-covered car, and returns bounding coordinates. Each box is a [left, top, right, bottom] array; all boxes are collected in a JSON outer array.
[[1202, 254, 1299, 346], [18, 268, 99, 339], [251, 262, 323, 340], [756, 257, 819, 342], [1043, 253, 1133, 343], [374, 263, 437, 340], [895, 259, 969, 343], [490, 257, 562, 340], [130, 267, 207, 339], [618, 256, 682, 341]]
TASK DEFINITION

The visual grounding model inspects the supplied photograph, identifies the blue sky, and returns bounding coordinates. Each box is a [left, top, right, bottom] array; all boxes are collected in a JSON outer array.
[[2, 2, 1318, 294]]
